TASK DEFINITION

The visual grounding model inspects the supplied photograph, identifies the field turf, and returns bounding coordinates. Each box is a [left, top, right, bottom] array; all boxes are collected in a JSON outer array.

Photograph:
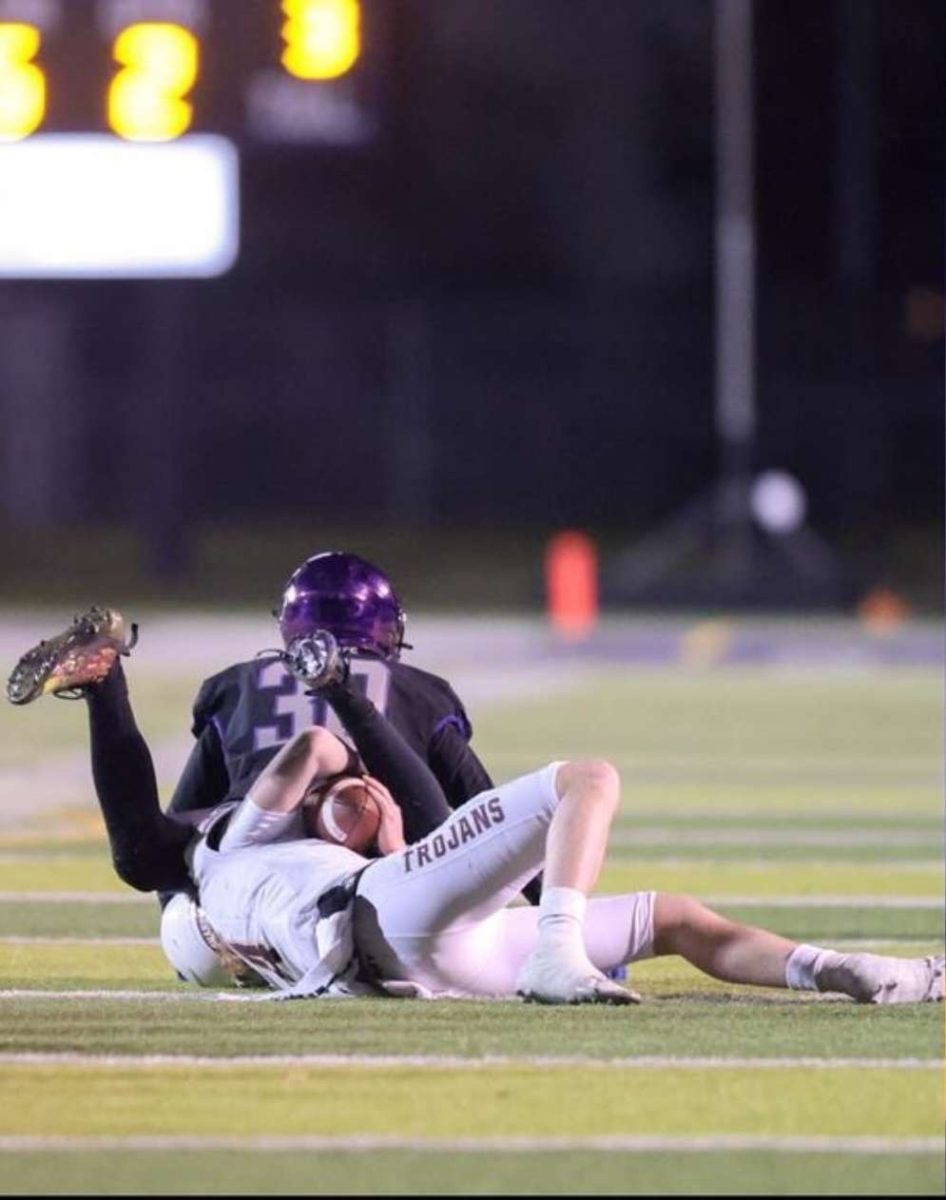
[[0, 616, 942, 1195]]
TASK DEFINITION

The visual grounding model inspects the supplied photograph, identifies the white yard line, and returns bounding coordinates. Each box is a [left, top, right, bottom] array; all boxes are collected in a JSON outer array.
[[0, 1134, 939, 1155], [0, 891, 942, 908], [0, 892, 150, 904], [0, 1052, 938, 1070], [19, 849, 942, 866], [2, 935, 934, 951], [610, 859, 941, 870], [0, 937, 157, 946], [2, 829, 940, 853], [700, 896, 944, 908], [0, 855, 111, 864], [0, 985, 940, 1010], [0, 989, 210, 1001], [810, 938, 940, 949], [633, 809, 941, 821], [609, 829, 941, 847]]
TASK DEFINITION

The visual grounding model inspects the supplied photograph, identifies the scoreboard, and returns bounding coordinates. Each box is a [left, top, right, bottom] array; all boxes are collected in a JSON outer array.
[[0, 0, 389, 275], [0, 0, 383, 145]]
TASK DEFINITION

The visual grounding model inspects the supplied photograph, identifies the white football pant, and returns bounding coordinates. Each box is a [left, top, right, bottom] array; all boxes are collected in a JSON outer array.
[[354, 762, 655, 997]]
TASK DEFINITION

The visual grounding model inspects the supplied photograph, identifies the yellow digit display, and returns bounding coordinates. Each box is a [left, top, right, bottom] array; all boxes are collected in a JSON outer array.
[[281, 0, 361, 81], [108, 23, 198, 141], [0, 23, 45, 141]]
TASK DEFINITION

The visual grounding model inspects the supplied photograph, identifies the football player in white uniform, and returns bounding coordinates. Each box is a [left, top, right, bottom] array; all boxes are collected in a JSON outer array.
[[187, 674, 944, 1007]]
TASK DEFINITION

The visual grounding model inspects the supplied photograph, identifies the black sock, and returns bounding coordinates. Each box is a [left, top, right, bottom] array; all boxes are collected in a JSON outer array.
[[85, 662, 193, 893]]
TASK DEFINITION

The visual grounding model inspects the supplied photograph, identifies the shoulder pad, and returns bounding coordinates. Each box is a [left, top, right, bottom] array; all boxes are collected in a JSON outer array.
[[191, 659, 259, 735], [390, 662, 473, 740]]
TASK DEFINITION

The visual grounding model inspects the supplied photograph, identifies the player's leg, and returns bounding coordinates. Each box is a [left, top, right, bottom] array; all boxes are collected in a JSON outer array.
[[461, 890, 944, 1005], [652, 893, 945, 1004], [355, 761, 563, 992], [356, 759, 636, 1004], [652, 894, 796, 986], [355, 761, 563, 954], [5, 607, 193, 893], [514, 759, 637, 1004], [85, 660, 195, 892], [432, 892, 656, 997]]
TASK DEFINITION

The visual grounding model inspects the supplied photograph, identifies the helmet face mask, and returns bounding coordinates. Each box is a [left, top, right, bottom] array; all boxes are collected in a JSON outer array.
[[277, 552, 406, 661]]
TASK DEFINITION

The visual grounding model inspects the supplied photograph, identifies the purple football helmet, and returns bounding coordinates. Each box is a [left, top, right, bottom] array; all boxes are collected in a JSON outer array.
[[276, 552, 406, 660]]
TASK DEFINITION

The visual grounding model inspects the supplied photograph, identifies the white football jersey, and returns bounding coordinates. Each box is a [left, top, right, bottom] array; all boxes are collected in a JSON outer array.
[[193, 835, 368, 990]]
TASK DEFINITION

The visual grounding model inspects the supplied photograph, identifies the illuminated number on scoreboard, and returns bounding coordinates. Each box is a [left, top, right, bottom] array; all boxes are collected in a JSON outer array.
[[0, 23, 45, 141], [281, 0, 361, 81], [108, 23, 199, 141]]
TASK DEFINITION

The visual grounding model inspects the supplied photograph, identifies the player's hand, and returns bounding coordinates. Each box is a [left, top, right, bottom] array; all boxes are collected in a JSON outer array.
[[362, 776, 405, 855]]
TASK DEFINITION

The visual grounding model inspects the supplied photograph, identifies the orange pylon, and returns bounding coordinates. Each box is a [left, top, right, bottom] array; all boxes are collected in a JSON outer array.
[[546, 530, 598, 640], [857, 587, 910, 635]]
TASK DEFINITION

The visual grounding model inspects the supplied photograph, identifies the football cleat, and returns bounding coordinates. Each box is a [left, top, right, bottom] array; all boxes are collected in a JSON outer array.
[[6, 606, 137, 705], [815, 951, 945, 1005], [516, 947, 641, 1006], [284, 630, 350, 693]]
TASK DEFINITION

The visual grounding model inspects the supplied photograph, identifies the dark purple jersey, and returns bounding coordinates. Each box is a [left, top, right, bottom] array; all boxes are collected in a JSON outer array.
[[167, 655, 492, 818]]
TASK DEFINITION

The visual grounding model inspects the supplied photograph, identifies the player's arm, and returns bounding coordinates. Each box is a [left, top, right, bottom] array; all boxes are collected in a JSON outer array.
[[251, 725, 354, 809], [423, 682, 495, 807], [219, 726, 356, 851], [322, 681, 452, 844], [361, 776, 405, 855], [428, 720, 493, 809]]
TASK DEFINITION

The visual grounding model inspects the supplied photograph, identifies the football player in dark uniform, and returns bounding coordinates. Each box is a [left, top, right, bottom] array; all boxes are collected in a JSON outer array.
[[5, 605, 506, 984], [166, 552, 495, 846], [4, 597, 496, 901], [5, 553, 541, 906]]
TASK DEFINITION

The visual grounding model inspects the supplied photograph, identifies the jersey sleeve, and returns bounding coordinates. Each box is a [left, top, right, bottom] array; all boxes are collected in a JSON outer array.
[[428, 722, 493, 809], [417, 678, 493, 808]]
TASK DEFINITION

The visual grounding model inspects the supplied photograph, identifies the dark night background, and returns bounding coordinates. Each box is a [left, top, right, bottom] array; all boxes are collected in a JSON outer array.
[[0, 0, 942, 607]]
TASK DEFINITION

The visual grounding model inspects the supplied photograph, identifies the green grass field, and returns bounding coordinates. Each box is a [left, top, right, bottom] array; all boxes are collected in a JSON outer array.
[[0, 617, 942, 1195]]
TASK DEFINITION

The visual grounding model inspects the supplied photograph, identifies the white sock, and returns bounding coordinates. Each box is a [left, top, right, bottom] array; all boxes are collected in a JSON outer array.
[[536, 886, 588, 958], [785, 943, 837, 991], [219, 797, 298, 851]]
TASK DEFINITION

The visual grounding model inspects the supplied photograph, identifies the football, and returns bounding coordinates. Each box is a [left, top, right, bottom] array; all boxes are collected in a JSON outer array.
[[302, 775, 382, 854]]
